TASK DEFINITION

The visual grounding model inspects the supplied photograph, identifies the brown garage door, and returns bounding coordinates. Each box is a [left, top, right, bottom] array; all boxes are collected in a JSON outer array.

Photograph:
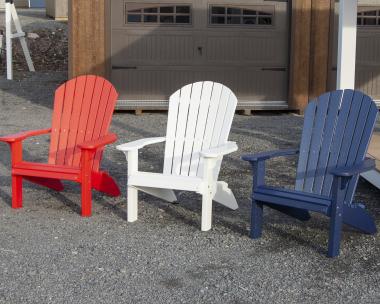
[[110, 0, 290, 110], [330, 1, 380, 105]]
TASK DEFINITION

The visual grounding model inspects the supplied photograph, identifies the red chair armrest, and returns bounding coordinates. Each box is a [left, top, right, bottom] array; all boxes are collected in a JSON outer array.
[[0, 128, 51, 143], [78, 133, 118, 150]]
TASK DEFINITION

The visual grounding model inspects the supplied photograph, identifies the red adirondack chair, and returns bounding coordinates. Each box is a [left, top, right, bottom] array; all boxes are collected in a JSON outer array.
[[0, 75, 121, 216]]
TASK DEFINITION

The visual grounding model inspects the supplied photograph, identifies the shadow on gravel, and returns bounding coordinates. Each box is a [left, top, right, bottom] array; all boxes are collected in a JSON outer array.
[[46, 190, 82, 214], [268, 225, 326, 255], [0, 187, 12, 207], [0, 73, 68, 110]]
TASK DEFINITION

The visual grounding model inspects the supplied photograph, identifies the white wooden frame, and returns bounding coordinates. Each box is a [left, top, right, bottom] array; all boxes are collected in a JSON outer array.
[[337, 0, 358, 90], [117, 82, 239, 231], [5, 0, 35, 80]]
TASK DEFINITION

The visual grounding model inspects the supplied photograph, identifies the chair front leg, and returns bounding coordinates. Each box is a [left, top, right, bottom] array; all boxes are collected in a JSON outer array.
[[250, 160, 265, 239], [328, 176, 349, 257], [10, 142, 23, 209], [127, 150, 139, 222], [81, 149, 95, 217], [250, 200, 263, 239], [201, 157, 218, 231], [12, 175, 23, 209]]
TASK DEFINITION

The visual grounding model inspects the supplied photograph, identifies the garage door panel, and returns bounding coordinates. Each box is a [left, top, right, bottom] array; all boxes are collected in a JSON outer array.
[[205, 35, 287, 64], [357, 32, 380, 65], [202, 70, 287, 101], [112, 69, 193, 101], [357, 69, 380, 98], [111, 0, 290, 108], [113, 68, 287, 102], [112, 31, 197, 66]]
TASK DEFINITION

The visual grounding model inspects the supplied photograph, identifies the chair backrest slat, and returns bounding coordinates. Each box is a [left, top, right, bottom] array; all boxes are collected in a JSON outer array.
[[346, 96, 378, 201], [170, 83, 192, 176], [54, 78, 77, 165], [180, 82, 203, 176], [188, 83, 214, 177], [48, 80, 66, 165], [71, 76, 98, 167], [312, 91, 342, 194], [301, 92, 330, 193], [163, 89, 180, 175], [320, 91, 354, 196], [93, 82, 119, 171], [48, 75, 118, 169], [296, 90, 378, 201], [295, 102, 317, 191], [64, 76, 88, 166], [197, 83, 224, 176], [163, 82, 237, 178], [203, 84, 237, 179]]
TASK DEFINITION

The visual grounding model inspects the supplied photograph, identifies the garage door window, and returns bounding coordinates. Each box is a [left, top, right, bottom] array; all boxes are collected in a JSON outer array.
[[126, 4, 192, 25], [357, 7, 380, 27], [209, 5, 274, 26]]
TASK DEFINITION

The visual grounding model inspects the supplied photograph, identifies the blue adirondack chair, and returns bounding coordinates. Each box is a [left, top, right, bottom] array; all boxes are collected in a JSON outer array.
[[242, 90, 378, 257]]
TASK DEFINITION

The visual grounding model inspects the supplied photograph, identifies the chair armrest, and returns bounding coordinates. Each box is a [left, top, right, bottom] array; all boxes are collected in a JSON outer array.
[[242, 149, 299, 163], [200, 142, 238, 158], [0, 128, 51, 143], [330, 158, 376, 177], [78, 133, 117, 150], [116, 137, 166, 152]]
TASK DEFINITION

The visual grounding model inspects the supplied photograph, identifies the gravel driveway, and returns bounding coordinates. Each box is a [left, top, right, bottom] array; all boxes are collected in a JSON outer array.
[[0, 7, 379, 304], [0, 72, 379, 304]]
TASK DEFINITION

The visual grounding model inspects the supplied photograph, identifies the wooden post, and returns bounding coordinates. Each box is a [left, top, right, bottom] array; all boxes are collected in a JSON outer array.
[[289, 0, 312, 113], [309, 0, 334, 100], [69, 0, 108, 78], [289, 0, 335, 112]]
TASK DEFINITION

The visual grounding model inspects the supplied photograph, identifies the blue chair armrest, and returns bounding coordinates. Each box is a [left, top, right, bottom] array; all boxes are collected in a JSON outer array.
[[242, 149, 299, 163], [330, 158, 376, 177]]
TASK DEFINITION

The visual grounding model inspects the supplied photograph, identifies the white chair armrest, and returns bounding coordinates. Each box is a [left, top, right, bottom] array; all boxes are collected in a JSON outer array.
[[116, 137, 166, 152], [200, 142, 238, 158]]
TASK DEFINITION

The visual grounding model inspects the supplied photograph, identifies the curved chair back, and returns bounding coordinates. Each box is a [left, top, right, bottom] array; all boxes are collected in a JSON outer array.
[[48, 75, 118, 170], [163, 81, 237, 178], [296, 90, 378, 203]]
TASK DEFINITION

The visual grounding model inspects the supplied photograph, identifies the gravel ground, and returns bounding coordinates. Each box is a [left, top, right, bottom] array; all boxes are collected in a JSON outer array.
[[0, 72, 379, 304], [0, 8, 379, 304]]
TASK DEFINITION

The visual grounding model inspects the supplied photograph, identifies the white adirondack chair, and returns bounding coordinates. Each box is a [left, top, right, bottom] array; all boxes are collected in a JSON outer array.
[[117, 82, 239, 231]]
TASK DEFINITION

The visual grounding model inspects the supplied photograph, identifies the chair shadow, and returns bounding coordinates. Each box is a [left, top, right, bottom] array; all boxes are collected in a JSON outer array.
[[0, 187, 12, 207], [142, 191, 249, 236], [213, 214, 249, 236], [48, 184, 129, 221], [48, 190, 82, 215], [267, 224, 327, 255], [94, 194, 128, 221], [0, 176, 129, 220], [160, 202, 200, 230]]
